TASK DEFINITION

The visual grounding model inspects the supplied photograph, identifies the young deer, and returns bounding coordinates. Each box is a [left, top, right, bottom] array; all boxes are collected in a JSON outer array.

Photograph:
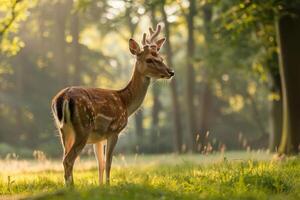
[[51, 24, 174, 186]]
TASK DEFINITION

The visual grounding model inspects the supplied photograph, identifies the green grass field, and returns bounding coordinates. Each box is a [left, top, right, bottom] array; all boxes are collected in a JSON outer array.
[[0, 152, 299, 200]]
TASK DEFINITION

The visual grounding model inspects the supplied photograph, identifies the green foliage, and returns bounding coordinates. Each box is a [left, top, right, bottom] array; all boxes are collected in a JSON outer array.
[[0, 0, 290, 155], [0, 0, 36, 56], [0, 154, 300, 199]]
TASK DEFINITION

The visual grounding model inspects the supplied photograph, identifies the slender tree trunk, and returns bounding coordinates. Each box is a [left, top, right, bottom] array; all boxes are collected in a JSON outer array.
[[13, 51, 33, 147], [125, 5, 144, 151], [134, 111, 144, 151], [15, 61, 24, 146], [197, 3, 213, 152], [70, 11, 82, 85], [186, 0, 197, 152], [198, 84, 213, 150], [150, 88, 161, 151], [268, 61, 282, 151], [277, 7, 300, 154], [150, 4, 161, 151], [269, 97, 282, 151], [53, 1, 69, 86], [161, 2, 183, 153]]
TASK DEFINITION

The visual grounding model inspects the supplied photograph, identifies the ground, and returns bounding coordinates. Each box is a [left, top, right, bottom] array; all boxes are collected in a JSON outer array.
[[0, 152, 299, 200]]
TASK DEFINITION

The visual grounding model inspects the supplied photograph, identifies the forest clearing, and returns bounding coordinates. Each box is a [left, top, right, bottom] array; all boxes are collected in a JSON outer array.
[[0, 152, 300, 200], [1, 0, 300, 199]]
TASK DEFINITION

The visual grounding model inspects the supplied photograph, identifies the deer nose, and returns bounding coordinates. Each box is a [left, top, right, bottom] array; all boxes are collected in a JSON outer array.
[[168, 70, 175, 77]]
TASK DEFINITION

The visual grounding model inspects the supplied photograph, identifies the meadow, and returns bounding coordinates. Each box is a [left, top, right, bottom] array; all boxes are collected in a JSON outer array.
[[0, 152, 299, 200]]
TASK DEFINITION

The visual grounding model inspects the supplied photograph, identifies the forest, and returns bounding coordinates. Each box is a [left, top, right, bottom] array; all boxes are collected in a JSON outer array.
[[1, 0, 299, 157], [0, 0, 300, 199]]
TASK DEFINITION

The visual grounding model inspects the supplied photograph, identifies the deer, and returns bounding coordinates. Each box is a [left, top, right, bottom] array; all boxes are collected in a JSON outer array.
[[51, 24, 174, 186]]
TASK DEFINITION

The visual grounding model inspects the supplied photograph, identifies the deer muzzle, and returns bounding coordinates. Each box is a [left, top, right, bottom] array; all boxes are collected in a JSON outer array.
[[167, 68, 175, 78]]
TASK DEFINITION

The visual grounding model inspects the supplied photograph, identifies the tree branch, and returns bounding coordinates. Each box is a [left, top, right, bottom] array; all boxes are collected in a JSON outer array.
[[0, 0, 22, 40]]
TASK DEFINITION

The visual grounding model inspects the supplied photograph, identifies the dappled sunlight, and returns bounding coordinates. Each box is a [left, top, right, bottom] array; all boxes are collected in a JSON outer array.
[[0, 153, 299, 199], [0, 152, 274, 174], [1, 0, 300, 199]]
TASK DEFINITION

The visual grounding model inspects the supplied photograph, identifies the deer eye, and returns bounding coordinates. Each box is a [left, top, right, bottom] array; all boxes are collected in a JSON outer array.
[[151, 52, 158, 57]]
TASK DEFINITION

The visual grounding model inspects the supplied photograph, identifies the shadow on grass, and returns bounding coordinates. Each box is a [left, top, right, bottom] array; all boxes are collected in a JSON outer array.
[[22, 183, 199, 200]]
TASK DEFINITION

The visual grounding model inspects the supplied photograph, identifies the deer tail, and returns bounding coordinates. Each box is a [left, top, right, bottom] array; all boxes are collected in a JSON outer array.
[[62, 99, 71, 124], [52, 96, 72, 129]]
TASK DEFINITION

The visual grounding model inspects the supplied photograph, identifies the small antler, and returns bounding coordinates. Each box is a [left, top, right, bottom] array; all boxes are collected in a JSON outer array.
[[149, 27, 154, 35], [150, 24, 161, 43], [142, 33, 147, 45], [141, 23, 163, 46]]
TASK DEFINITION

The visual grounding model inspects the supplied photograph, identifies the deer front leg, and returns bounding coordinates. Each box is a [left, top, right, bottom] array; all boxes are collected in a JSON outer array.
[[93, 140, 107, 185], [105, 134, 118, 184]]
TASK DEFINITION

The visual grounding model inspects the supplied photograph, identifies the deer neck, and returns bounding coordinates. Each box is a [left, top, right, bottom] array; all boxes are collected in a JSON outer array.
[[118, 62, 150, 116]]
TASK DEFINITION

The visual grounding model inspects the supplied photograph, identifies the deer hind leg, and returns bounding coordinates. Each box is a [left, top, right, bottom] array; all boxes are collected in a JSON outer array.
[[60, 124, 76, 157], [105, 134, 118, 184], [93, 140, 107, 185], [62, 125, 88, 186]]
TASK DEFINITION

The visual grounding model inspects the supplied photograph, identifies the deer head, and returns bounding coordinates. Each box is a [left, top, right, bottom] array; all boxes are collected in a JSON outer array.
[[128, 24, 174, 79]]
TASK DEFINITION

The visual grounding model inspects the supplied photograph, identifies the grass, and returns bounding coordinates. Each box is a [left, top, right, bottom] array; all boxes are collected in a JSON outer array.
[[0, 152, 299, 200]]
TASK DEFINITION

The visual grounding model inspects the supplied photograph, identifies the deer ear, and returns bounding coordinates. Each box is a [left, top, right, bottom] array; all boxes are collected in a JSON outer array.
[[129, 39, 141, 55], [156, 38, 166, 51]]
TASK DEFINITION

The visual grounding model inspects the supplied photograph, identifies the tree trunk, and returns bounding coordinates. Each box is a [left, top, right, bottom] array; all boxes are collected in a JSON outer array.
[[269, 97, 282, 151], [125, 5, 144, 151], [268, 60, 282, 151], [161, 2, 183, 153], [198, 84, 213, 150], [197, 3, 213, 152], [186, 0, 197, 152], [150, 4, 161, 151], [53, 1, 69, 86], [135, 111, 144, 152], [151, 86, 161, 151], [70, 11, 82, 85], [277, 7, 300, 154], [15, 61, 24, 146]]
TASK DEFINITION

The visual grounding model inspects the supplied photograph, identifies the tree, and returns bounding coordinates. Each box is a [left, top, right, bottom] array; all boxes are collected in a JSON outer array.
[[125, 2, 144, 151], [185, 0, 197, 152], [70, 9, 82, 85], [149, 2, 162, 151], [277, 4, 300, 154], [160, 0, 183, 153], [52, 0, 71, 86], [268, 54, 282, 151], [217, 0, 300, 154], [197, 2, 214, 152], [215, 0, 284, 151]]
